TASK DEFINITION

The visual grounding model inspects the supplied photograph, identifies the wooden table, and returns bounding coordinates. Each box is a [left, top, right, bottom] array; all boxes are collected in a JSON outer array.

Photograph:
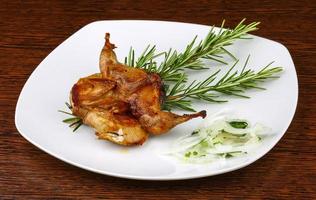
[[1, 1, 315, 199]]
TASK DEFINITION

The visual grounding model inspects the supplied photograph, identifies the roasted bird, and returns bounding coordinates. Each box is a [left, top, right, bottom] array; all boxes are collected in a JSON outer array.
[[70, 33, 206, 146]]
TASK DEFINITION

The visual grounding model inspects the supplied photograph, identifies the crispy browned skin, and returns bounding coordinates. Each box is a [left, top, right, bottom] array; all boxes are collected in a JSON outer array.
[[70, 33, 206, 146], [99, 33, 206, 135], [70, 74, 148, 146]]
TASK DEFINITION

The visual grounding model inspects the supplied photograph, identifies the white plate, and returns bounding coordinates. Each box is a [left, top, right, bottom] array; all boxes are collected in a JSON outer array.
[[15, 20, 298, 180]]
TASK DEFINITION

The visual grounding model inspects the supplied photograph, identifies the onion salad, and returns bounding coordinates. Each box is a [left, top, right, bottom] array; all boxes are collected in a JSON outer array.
[[170, 112, 271, 163]]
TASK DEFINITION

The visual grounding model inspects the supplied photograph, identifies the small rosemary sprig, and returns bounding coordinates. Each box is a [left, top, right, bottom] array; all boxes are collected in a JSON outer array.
[[125, 19, 260, 82], [58, 102, 83, 132], [124, 45, 165, 72], [163, 56, 283, 111]]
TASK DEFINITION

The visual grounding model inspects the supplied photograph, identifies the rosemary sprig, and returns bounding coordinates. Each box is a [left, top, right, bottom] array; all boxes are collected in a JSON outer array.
[[164, 56, 283, 111], [59, 102, 83, 132], [125, 19, 260, 82], [158, 19, 259, 82], [124, 45, 164, 73]]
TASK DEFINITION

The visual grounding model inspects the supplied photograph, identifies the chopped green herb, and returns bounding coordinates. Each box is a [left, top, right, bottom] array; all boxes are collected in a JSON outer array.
[[225, 153, 233, 158], [185, 152, 191, 157], [229, 121, 248, 129], [191, 130, 199, 135], [213, 141, 222, 145], [201, 140, 209, 147]]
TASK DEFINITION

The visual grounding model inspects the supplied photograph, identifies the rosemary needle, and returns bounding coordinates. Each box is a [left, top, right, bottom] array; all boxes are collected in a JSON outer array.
[[59, 103, 83, 132]]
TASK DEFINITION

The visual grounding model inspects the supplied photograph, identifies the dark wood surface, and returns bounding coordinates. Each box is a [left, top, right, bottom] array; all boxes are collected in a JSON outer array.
[[1, 0, 315, 199]]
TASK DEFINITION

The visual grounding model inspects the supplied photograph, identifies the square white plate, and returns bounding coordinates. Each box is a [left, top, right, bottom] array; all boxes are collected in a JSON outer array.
[[15, 20, 298, 180]]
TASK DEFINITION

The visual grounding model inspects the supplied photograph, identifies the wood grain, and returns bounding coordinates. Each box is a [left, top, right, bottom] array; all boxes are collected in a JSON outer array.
[[1, 0, 315, 199]]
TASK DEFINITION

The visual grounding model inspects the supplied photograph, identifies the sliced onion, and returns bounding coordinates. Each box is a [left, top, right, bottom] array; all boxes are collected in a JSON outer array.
[[170, 114, 271, 163]]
